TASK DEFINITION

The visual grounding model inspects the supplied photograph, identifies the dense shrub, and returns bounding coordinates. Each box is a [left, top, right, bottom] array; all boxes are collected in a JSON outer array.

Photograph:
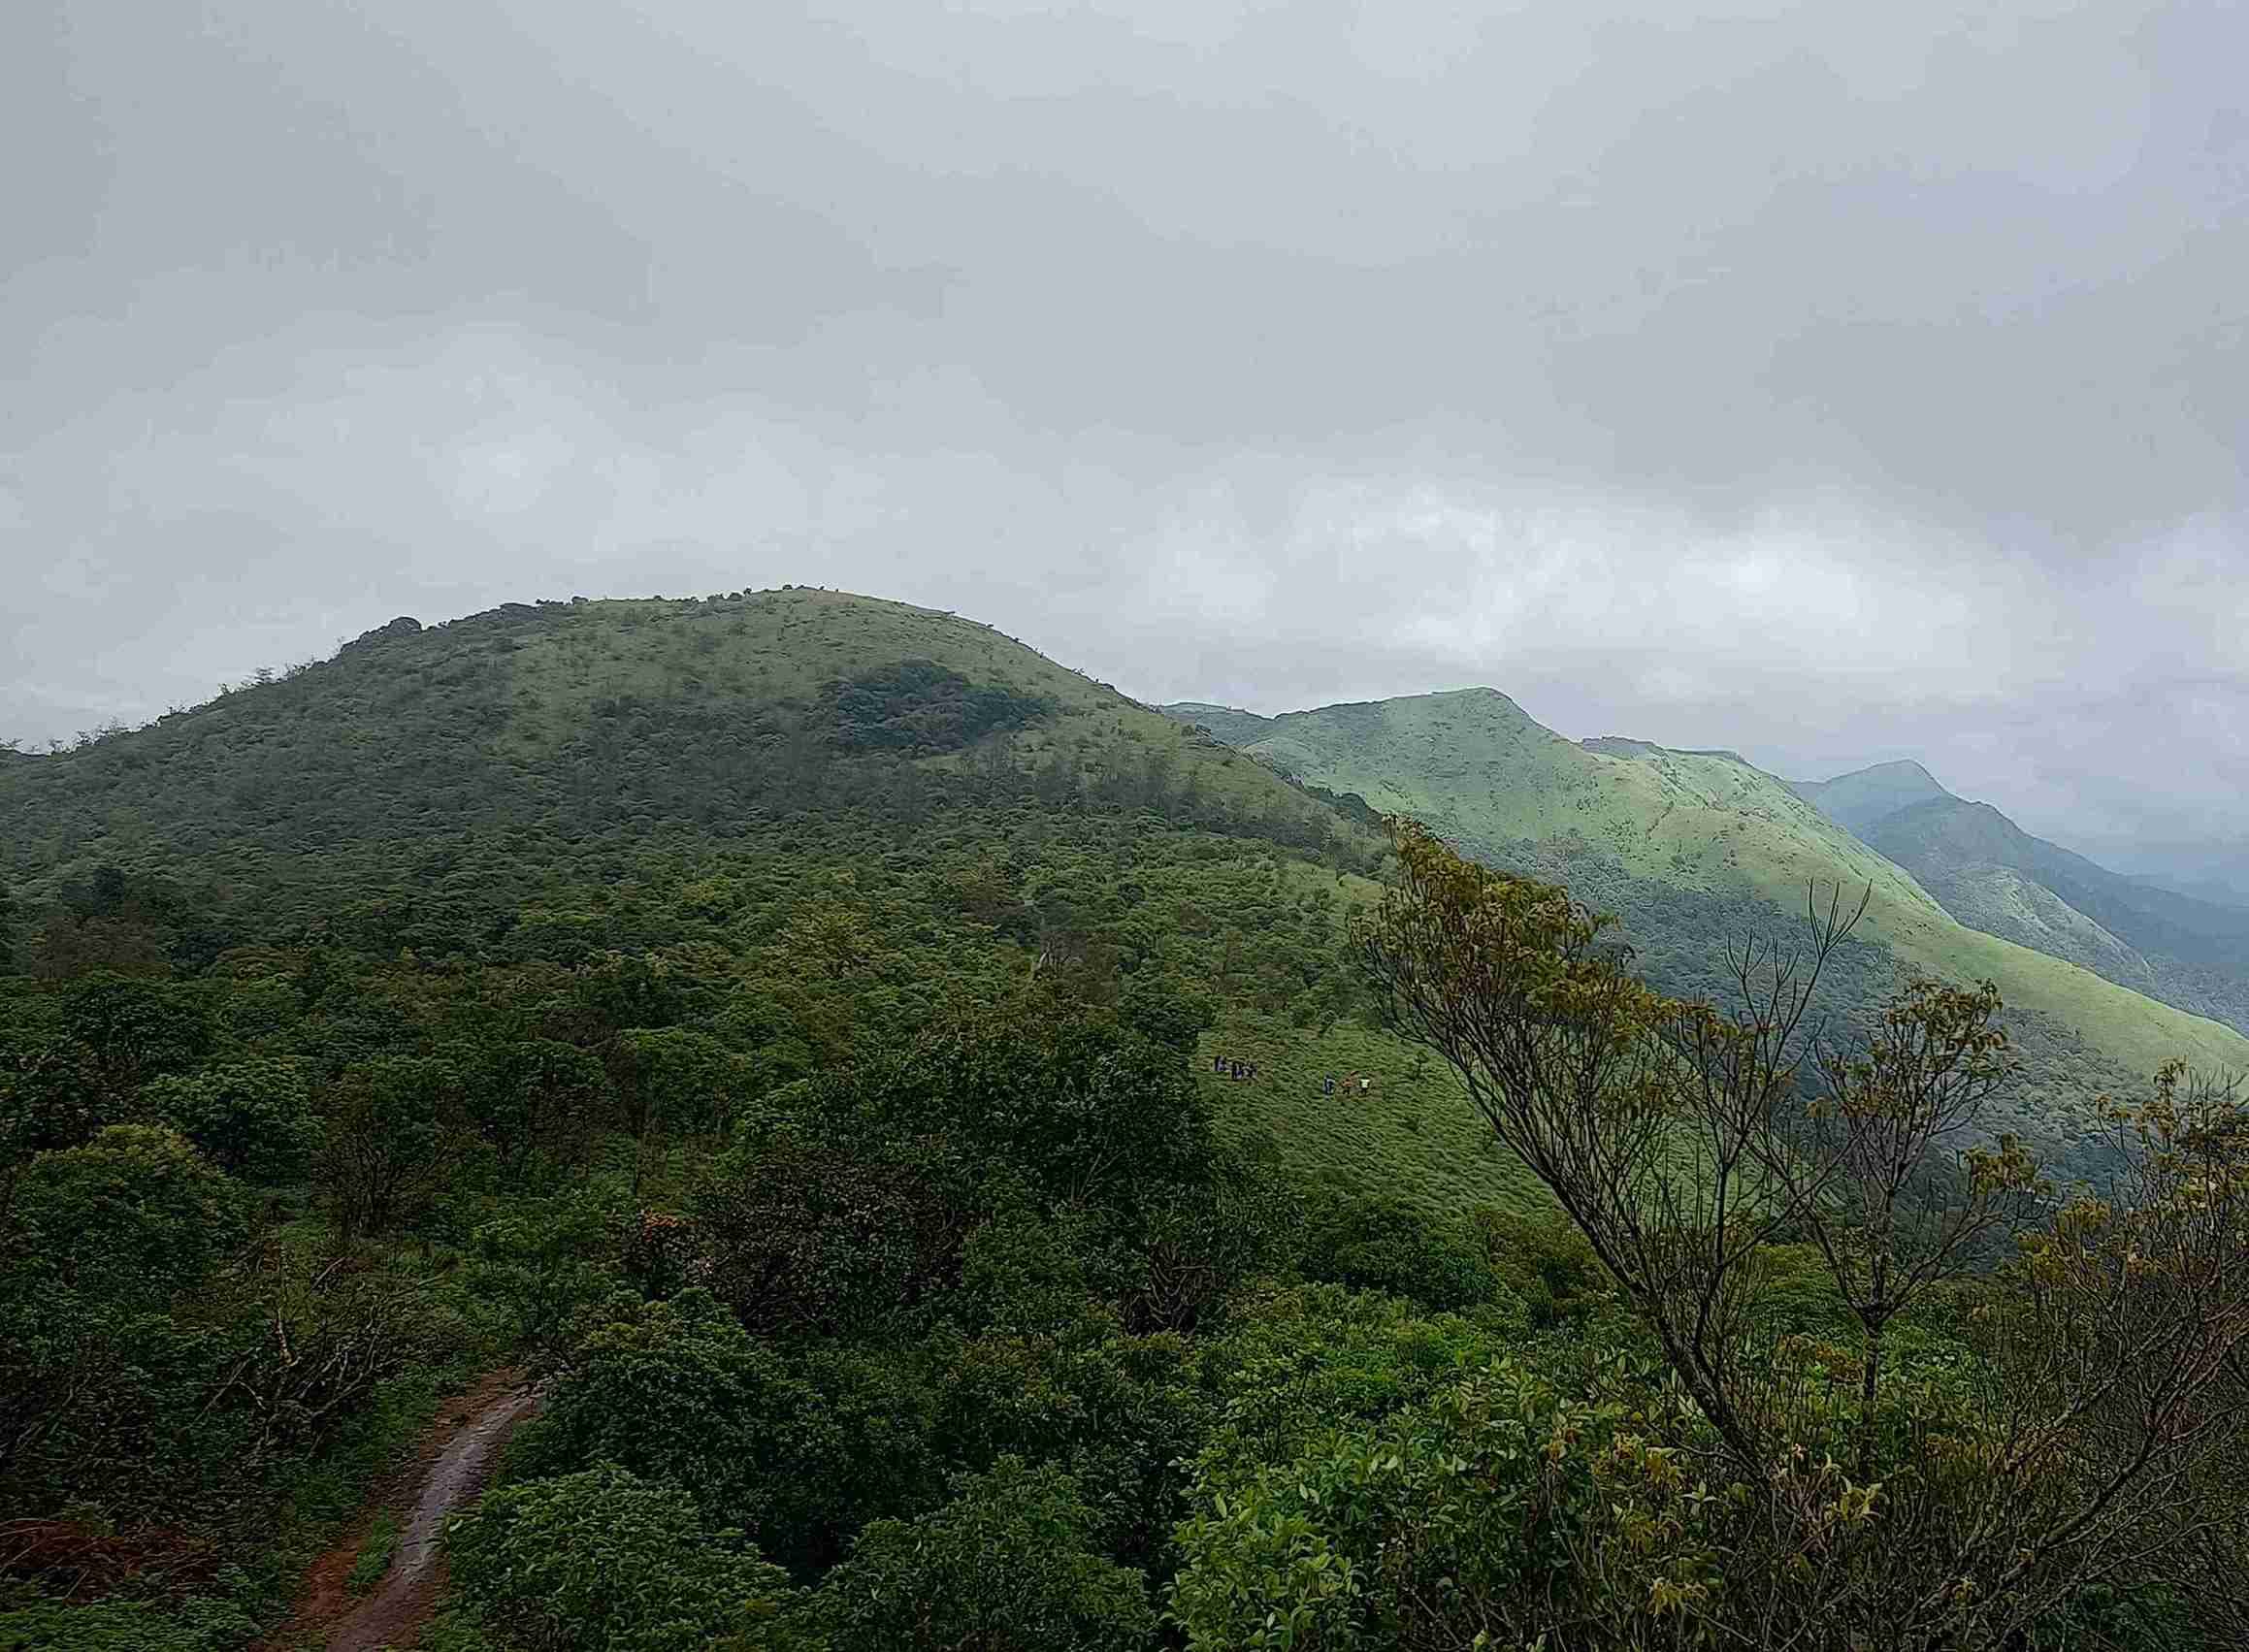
[[447, 1466, 807, 1652], [1297, 1188, 1503, 1310], [140, 1059, 316, 1184], [811, 1458, 1157, 1652]]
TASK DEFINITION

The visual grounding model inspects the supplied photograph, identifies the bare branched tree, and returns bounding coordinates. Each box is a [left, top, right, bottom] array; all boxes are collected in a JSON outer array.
[[1353, 818, 2249, 1649]]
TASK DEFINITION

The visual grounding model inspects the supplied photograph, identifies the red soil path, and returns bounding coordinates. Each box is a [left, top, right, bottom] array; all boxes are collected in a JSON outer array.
[[266, 1369, 539, 1652]]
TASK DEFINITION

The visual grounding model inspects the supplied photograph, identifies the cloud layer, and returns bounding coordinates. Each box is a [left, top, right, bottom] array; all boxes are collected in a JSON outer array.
[[4, 1, 2244, 872]]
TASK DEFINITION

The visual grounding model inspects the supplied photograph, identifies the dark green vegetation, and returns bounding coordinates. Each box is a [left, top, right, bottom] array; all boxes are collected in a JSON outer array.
[[1, 590, 2239, 1649], [0, 591, 1548, 1650], [1167, 691, 2249, 1179], [1794, 761, 2249, 1037]]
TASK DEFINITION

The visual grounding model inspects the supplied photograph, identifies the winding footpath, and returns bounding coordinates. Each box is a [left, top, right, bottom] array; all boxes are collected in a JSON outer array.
[[272, 1371, 541, 1652]]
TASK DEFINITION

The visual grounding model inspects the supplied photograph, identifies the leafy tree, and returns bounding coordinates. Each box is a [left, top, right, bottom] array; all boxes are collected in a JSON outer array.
[[0, 1038, 110, 1193], [1126, 1150, 1290, 1333], [1187, 1281, 1525, 1484], [832, 998, 1218, 1214], [927, 1326, 1203, 1570], [140, 1058, 316, 1183], [54, 974, 213, 1116], [0, 1126, 246, 1499], [694, 1129, 969, 1338], [606, 1026, 750, 1184], [1774, 973, 2041, 1472], [815, 659, 1054, 754], [561, 954, 694, 1046], [447, 1466, 808, 1652], [458, 1037, 607, 1182], [1296, 1187, 1501, 1311], [952, 1207, 1116, 1340], [6, 1125, 244, 1309], [318, 1054, 458, 1243], [1471, 1207, 1611, 1327], [517, 1289, 931, 1572], [464, 1187, 629, 1360], [1172, 1356, 1638, 1651], [811, 1458, 1156, 1652], [513, 1290, 814, 1539]]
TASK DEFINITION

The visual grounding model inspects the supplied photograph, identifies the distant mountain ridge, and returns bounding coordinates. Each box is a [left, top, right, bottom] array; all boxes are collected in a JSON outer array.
[[1789, 762, 2249, 1037], [1166, 690, 2249, 1176], [1787, 760, 1952, 835]]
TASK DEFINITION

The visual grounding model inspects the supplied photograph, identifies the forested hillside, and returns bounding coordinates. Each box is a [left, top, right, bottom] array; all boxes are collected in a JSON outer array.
[[1791, 762, 2249, 1036], [0, 590, 1570, 1651], [1168, 690, 2249, 1176], [3, 594, 2243, 1651]]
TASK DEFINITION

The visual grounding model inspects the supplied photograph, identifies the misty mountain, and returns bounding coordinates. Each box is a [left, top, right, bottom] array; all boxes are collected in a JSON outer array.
[[1787, 760, 1953, 836], [1790, 762, 2249, 1037]]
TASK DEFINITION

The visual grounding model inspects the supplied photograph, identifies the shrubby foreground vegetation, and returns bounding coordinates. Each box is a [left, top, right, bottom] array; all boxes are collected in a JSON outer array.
[[3, 593, 2245, 1650]]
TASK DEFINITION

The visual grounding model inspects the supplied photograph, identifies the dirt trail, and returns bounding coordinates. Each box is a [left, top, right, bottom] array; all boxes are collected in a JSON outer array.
[[271, 1369, 540, 1652]]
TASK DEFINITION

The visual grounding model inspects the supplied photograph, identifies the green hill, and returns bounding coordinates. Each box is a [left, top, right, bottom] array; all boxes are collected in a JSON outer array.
[[1165, 689, 2249, 1172], [0, 591, 1346, 900], [0, 589, 1540, 1218], [12, 598, 2248, 1650], [1794, 764, 2249, 1036]]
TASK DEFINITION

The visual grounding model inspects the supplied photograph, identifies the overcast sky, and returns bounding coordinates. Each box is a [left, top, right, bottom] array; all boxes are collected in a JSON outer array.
[[4, 1, 2244, 874]]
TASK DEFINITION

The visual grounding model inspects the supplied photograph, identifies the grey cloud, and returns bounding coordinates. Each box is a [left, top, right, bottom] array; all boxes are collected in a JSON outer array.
[[3, 0, 2243, 875]]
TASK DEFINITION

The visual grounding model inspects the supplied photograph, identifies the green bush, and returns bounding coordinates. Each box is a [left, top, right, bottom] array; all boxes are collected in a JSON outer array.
[[1297, 1189, 1502, 1311], [0, 1598, 258, 1652], [953, 1208, 1116, 1339], [140, 1058, 316, 1183], [1471, 1208, 1611, 1327], [509, 1291, 811, 1539], [1171, 1357, 1705, 1651], [447, 1466, 806, 1652], [812, 1458, 1157, 1652], [7, 1124, 244, 1308]]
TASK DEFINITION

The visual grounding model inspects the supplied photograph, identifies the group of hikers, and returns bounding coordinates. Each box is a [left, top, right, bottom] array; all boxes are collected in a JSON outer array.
[[1210, 1053, 1378, 1096]]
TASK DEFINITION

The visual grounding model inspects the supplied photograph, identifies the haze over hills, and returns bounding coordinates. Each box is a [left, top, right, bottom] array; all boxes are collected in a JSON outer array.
[[15, 0, 2249, 1634], [7, 594, 2240, 1186], [2135, 871, 2249, 912], [16, 585, 2237, 1199], [1165, 689, 2249, 1175], [1789, 761, 2249, 1037]]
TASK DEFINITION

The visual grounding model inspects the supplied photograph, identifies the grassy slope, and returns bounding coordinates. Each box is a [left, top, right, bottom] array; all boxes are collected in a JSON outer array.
[[1185, 689, 2249, 1095], [1170, 853, 1546, 1219], [0, 591, 1539, 1217]]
